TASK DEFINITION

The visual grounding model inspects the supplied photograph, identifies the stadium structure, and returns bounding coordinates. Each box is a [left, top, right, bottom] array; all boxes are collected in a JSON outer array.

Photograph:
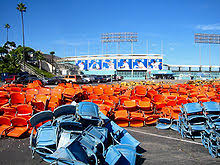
[[56, 32, 220, 80], [57, 53, 220, 80]]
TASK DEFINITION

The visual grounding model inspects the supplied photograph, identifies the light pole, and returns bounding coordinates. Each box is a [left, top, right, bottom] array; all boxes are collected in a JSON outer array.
[[101, 32, 138, 77], [195, 33, 220, 70]]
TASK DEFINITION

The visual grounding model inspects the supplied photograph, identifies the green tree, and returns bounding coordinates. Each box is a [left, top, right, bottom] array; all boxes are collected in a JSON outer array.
[[4, 24, 10, 42], [3, 41, 16, 52], [17, 3, 27, 69], [34, 50, 45, 69], [0, 47, 8, 57], [0, 47, 21, 74], [50, 51, 55, 74]]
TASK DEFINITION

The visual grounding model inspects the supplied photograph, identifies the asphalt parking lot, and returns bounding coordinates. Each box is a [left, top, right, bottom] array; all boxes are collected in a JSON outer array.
[[1, 80, 220, 164], [0, 126, 220, 165], [127, 127, 220, 165]]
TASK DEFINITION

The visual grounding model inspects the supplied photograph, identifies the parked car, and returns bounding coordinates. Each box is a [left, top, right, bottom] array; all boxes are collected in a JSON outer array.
[[18, 72, 29, 77], [75, 76, 89, 84], [5, 75, 19, 83], [81, 75, 95, 83], [15, 74, 37, 83], [103, 75, 112, 82], [93, 75, 106, 83], [1, 73, 10, 81], [15, 75, 42, 84], [63, 75, 77, 82], [47, 76, 67, 85], [112, 74, 123, 81]]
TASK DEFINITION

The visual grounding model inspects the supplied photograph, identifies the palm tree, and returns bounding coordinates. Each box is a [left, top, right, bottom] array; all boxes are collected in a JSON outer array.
[[16, 3, 27, 69], [35, 51, 44, 69], [4, 24, 10, 42], [50, 51, 55, 74]]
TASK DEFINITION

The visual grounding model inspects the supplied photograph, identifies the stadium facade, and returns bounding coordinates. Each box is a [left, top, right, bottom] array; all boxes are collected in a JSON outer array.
[[57, 54, 220, 79], [57, 54, 163, 79]]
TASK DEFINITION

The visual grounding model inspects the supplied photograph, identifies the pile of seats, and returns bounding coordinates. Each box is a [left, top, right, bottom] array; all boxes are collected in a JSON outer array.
[[177, 101, 220, 157], [0, 82, 84, 138], [178, 102, 207, 138], [29, 102, 140, 164], [82, 83, 220, 128], [0, 80, 220, 160], [201, 102, 220, 158], [0, 81, 220, 138]]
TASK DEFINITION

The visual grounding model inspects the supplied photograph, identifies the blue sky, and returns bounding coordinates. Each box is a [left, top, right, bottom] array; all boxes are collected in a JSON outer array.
[[1, 0, 220, 65]]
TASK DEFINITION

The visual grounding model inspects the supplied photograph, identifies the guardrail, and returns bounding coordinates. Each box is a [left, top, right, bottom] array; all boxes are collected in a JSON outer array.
[[20, 62, 45, 79]]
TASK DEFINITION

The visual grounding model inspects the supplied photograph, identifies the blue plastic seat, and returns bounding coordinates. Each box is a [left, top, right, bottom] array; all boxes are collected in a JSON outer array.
[[105, 144, 136, 165], [105, 121, 140, 149], [156, 118, 171, 130], [84, 125, 108, 147], [29, 111, 59, 158], [58, 121, 83, 149], [207, 130, 220, 158], [170, 119, 178, 131], [46, 139, 97, 164], [76, 102, 103, 127], [203, 102, 220, 112], [53, 104, 77, 123], [183, 103, 203, 114]]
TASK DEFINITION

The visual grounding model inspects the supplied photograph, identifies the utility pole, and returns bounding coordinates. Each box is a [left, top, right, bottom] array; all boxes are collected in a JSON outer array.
[[131, 41, 134, 77], [146, 40, 148, 55], [75, 47, 77, 57], [88, 41, 90, 55], [199, 44, 201, 66]]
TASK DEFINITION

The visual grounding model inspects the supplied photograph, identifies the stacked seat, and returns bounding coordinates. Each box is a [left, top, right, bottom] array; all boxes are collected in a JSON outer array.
[[201, 102, 220, 158], [29, 102, 140, 164], [178, 103, 206, 139]]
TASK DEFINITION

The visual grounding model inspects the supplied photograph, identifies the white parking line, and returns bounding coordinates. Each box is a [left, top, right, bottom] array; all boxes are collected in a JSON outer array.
[[126, 129, 203, 145]]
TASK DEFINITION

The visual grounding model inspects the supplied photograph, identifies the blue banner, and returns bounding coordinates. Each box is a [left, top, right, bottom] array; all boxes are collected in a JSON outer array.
[[103, 59, 116, 70], [88, 59, 102, 70], [148, 59, 162, 70], [76, 60, 88, 71], [133, 59, 148, 70], [118, 59, 132, 70]]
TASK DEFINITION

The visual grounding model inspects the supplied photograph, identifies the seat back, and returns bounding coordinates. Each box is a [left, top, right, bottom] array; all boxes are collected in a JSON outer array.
[[0, 91, 9, 99], [38, 88, 51, 95], [103, 88, 114, 96], [35, 94, 50, 104], [11, 117, 27, 127], [29, 111, 53, 127], [0, 98, 9, 105], [105, 121, 140, 148], [16, 104, 33, 115], [54, 105, 76, 118], [77, 102, 99, 118], [10, 87, 22, 92], [105, 144, 136, 165], [63, 88, 76, 97], [66, 140, 90, 164], [0, 116, 11, 126], [26, 88, 39, 95], [84, 125, 108, 145], [10, 92, 26, 105], [93, 87, 103, 96], [153, 94, 165, 102], [135, 85, 147, 96]]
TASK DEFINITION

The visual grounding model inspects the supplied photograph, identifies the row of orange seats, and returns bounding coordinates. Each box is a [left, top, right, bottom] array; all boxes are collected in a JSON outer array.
[[80, 83, 220, 127], [0, 81, 84, 138]]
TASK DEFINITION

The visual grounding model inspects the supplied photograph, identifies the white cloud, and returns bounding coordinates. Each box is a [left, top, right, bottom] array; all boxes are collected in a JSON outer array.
[[53, 39, 88, 47], [169, 47, 174, 51], [196, 23, 220, 31], [151, 43, 157, 47]]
